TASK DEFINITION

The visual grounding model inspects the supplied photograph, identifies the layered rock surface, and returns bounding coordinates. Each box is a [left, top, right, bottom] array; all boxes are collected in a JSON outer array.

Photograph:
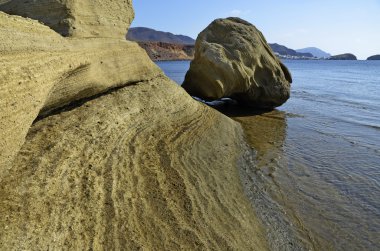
[[0, 3, 269, 250], [0, 0, 134, 38], [0, 75, 268, 250], [0, 12, 160, 171], [183, 17, 292, 108]]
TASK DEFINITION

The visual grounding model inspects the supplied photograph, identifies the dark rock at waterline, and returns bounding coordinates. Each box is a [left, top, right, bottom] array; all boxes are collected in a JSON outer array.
[[367, 55, 380, 60], [329, 53, 357, 60], [182, 17, 292, 109]]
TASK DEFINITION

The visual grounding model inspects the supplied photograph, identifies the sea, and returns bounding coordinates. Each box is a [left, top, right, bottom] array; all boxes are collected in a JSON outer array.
[[156, 60, 380, 250]]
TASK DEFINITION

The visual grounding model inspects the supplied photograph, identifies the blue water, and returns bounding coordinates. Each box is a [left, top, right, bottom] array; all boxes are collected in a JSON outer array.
[[156, 61, 191, 84], [157, 60, 380, 250]]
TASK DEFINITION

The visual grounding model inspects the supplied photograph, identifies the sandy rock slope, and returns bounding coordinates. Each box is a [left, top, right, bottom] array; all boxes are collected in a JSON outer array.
[[0, 5, 268, 250]]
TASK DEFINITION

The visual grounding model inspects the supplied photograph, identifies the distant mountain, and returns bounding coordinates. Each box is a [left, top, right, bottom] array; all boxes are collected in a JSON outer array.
[[127, 27, 195, 45], [329, 53, 357, 60], [127, 28, 321, 61], [137, 41, 194, 61], [296, 47, 331, 58], [367, 55, 380, 60], [269, 43, 313, 58]]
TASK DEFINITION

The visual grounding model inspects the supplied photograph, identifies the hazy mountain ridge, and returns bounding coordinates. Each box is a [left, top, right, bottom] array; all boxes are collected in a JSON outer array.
[[367, 54, 380, 60], [128, 27, 333, 60], [269, 43, 313, 58], [329, 53, 357, 60], [296, 47, 331, 58], [127, 27, 195, 45]]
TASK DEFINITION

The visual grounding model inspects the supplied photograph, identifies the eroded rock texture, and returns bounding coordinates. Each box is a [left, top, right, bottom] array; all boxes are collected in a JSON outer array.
[[183, 17, 292, 108], [0, 0, 134, 38], [0, 12, 159, 171], [0, 76, 268, 250], [0, 2, 269, 250]]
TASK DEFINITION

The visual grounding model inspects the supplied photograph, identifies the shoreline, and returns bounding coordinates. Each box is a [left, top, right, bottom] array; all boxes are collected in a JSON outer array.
[[217, 106, 313, 250], [238, 146, 311, 251]]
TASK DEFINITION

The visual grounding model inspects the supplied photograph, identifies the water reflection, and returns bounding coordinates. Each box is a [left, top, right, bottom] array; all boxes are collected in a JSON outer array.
[[217, 103, 380, 250], [215, 106, 315, 250], [222, 106, 287, 175], [158, 60, 380, 250]]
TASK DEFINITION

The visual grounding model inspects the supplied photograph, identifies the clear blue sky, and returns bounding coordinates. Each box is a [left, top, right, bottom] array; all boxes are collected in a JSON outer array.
[[131, 0, 380, 59]]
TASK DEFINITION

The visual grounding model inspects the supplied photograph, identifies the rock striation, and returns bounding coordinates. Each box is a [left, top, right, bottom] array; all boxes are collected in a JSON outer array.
[[182, 17, 292, 109], [0, 2, 269, 250], [0, 0, 134, 38], [0, 12, 160, 171]]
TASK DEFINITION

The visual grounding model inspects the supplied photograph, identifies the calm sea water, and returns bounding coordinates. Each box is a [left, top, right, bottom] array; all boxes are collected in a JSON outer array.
[[157, 60, 380, 250]]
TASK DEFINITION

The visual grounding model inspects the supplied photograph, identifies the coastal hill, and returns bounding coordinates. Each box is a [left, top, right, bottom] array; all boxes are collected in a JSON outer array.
[[367, 54, 380, 60], [128, 27, 331, 61], [269, 43, 313, 58], [329, 53, 357, 60], [127, 27, 195, 45], [296, 47, 331, 58], [127, 27, 195, 61], [137, 41, 194, 61]]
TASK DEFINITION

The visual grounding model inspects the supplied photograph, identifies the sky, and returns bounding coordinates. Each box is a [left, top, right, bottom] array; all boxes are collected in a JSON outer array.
[[131, 0, 380, 59]]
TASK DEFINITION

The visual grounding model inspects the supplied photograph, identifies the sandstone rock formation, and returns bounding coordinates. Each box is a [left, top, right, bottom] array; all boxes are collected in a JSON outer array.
[[182, 17, 292, 109], [0, 3, 269, 250], [0, 0, 134, 38], [0, 12, 160, 172]]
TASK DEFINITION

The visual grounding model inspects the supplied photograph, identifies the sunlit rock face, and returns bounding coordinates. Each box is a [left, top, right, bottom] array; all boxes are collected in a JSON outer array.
[[0, 0, 134, 38], [0, 2, 269, 250], [183, 17, 292, 109]]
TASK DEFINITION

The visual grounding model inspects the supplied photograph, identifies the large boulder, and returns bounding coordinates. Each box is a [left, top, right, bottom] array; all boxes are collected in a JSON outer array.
[[0, 0, 134, 38], [182, 17, 292, 108]]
